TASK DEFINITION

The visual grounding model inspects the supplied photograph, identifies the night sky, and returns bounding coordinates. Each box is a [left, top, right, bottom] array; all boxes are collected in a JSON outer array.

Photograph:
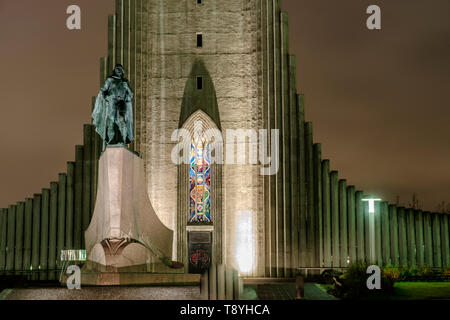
[[0, 0, 449, 211]]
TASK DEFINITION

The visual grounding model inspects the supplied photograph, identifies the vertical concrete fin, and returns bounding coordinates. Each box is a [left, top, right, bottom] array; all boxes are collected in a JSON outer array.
[[347, 186, 356, 263], [313, 144, 323, 267], [48, 182, 58, 280], [40, 189, 50, 280], [322, 160, 332, 267], [355, 191, 365, 262], [14, 202, 25, 274], [339, 180, 348, 267], [298, 94, 307, 269]]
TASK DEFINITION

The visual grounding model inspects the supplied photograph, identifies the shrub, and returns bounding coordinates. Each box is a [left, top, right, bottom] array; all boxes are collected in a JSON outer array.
[[383, 267, 400, 286], [330, 261, 395, 300], [318, 269, 343, 285]]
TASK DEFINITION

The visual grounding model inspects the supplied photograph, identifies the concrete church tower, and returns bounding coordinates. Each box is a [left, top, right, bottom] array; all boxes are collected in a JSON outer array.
[[100, 0, 301, 277], [3, 0, 448, 282]]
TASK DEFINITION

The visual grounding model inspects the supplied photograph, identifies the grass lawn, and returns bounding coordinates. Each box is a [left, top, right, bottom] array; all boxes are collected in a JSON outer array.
[[323, 282, 450, 300], [389, 282, 450, 300]]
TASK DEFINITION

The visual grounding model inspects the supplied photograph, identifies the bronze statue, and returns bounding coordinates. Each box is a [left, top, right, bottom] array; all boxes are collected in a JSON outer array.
[[92, 64, 134, 149]]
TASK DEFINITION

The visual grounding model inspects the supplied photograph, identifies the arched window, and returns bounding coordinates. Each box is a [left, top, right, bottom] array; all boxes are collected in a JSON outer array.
[[189, 132, 211, 223]]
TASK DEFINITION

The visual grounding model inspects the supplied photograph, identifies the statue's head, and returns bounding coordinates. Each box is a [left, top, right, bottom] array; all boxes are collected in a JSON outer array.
[[113, 64, 125, 78]]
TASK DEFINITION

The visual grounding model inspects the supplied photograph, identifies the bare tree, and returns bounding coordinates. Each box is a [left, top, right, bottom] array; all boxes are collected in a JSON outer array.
[[408, 192, 421, 210], [437, 201, 450, 214]]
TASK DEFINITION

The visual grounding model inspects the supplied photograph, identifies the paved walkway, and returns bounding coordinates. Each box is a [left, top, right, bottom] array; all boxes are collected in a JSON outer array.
[[304, 283, 338, 300], [0, 286, 201, 300], [1, 283, 338, 300], [243, 283, 338, 300]]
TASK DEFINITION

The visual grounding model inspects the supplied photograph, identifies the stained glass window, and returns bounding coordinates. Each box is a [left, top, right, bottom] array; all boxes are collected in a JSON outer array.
[[189, 133, 211, 223]]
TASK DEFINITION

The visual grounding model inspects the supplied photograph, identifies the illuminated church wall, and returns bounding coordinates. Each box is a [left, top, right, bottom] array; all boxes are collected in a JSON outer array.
[[130, 0, 265, 275]]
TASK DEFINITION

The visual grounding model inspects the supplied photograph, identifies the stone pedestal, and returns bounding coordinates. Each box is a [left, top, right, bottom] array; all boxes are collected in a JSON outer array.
[[84, 146, 174, 272]]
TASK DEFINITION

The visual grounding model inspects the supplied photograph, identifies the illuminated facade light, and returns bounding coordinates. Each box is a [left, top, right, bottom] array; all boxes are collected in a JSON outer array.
[[235, 211, 254, 275]]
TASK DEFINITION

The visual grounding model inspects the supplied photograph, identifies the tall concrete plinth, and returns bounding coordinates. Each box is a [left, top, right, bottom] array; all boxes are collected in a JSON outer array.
[[84, 146, 174, 272]]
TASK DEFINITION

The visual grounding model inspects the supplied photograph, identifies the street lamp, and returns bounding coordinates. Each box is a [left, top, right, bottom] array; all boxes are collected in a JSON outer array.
[[362, 197, 381, 264]]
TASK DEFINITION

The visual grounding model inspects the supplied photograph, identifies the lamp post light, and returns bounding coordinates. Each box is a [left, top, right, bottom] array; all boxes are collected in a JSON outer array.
[[362, 198, 381, 264]]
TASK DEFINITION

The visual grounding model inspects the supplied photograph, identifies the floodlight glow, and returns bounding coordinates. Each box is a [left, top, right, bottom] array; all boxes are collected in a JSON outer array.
[[235, 211, 254, 275], [362, 197, 382, 263], [362, 198, 382, 213]]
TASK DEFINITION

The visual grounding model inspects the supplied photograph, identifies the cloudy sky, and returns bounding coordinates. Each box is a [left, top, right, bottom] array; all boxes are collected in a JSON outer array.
[[0, 0, 448, 211]]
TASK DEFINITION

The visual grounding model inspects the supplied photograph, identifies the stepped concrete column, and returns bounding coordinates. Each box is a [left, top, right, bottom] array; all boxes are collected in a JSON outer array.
[[74, 146, 84, 249], [423, 212, 433, 267], [298, 95, 307, 270], [217, 264, 226, 300], [330, 171, 340, 267], [31, 195, 41, 280], [23, 199, 33, 273], [432, 213, 442, 268], [313, 144, 323, 267], [397, 207, 408, 267], [389, 205, 400, 266], [49, 182, 58, 280], [440, 214, 450, 267], [406, 209, 417, 266], [321, 160, 332, 267], [381, 202, 390, 266], [347, 186, 356, 263], [225, 267, 233, 300], [0, 209, 7, 272], [339, 180, 348, 267], [209, 264, 217, 300], [66, 162, 75, 249], [15, 202, 25, 275], [355, 191, 365, 262], [6, 205, 16, 273], [415, 210, 425, 267], [40, 189, 50, 281], [374, 202, 382, 266], [82, 125, 92, 248], [57, 173, 67, 271], [305, 123, 315, 268]]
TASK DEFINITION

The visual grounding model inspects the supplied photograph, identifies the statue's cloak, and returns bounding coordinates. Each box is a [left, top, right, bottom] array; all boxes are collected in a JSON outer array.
[[92, 92, 134, 144]]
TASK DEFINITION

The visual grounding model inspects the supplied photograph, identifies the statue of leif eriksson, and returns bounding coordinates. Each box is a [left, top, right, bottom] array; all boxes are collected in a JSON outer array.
[[92, 64, 134, 149]]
